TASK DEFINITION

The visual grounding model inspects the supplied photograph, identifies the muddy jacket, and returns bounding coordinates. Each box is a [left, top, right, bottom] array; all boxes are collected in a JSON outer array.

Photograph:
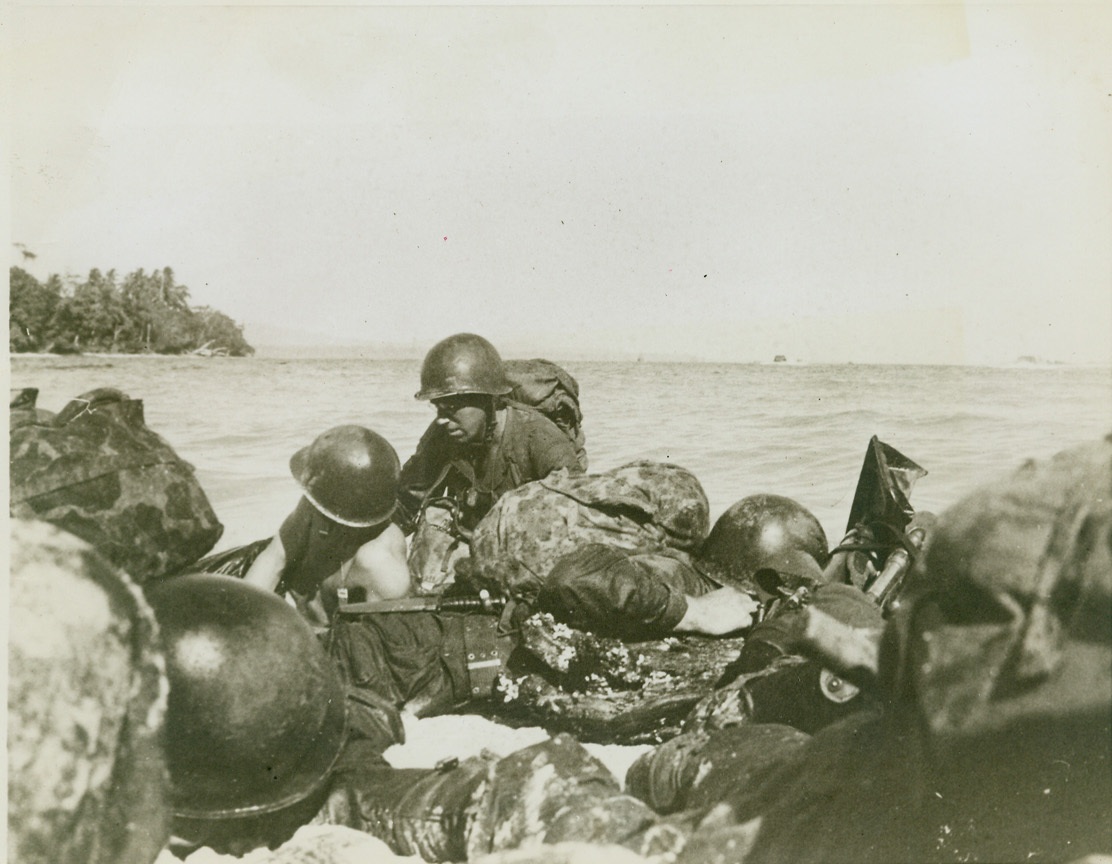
[[395, 402, 583, 536]]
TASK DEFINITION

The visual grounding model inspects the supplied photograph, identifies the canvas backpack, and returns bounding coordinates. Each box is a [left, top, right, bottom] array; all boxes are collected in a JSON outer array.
[[504, 358, 588, 470]]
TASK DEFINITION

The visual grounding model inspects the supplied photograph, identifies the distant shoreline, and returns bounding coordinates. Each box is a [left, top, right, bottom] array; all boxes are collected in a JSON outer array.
[[9, 351, 1106, 370]]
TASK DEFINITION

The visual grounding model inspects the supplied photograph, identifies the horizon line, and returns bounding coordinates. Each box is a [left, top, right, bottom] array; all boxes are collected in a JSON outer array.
[[11, 348, 1106, 370]]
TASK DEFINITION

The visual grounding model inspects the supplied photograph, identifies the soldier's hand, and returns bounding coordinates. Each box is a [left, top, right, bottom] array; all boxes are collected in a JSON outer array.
[[674, 587, 761, 636]]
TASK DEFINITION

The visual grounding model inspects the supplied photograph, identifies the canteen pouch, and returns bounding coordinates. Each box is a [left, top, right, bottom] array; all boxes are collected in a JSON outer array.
[[9, 387, 223, 582]]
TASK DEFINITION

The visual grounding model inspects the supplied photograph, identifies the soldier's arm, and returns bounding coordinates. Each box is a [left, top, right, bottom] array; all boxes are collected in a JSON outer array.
[[245, 497, 315, 593], [527, 414, 585, 479], [673, 586, 761, 636], [243, 535, 287, 593]]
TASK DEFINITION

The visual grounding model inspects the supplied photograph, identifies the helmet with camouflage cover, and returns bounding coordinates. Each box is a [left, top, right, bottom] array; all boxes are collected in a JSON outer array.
[[415, 333, 513, 401], [698, 494, 829, 591], [144, 574, 346, 827], [289, 425, 400, 527], [8, 519, 170, 864]]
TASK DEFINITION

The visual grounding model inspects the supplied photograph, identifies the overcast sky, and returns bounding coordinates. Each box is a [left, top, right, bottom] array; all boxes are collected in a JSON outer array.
[[7, 2, 1111, 365]]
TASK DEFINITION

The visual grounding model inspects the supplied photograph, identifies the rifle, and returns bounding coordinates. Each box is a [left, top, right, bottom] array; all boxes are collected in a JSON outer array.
[[338, 588, 505, 617]]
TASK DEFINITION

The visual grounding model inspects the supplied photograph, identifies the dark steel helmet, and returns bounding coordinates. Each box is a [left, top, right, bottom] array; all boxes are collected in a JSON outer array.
[[415, 333, 513, 401], [699, 494, 830, 590], [289, 425, 400, 527], [145, 574, 346, 820]]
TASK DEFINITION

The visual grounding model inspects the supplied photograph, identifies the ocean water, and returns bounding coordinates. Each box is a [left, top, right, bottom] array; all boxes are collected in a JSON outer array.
[[10, 355, 1112, 553]]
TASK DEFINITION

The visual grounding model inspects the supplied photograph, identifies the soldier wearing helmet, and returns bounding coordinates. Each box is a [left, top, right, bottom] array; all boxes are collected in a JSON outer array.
[[532, 493, 827, 641], [397, 333, 584, 593], [244, 425, 412, 622], [697, 493, 831, 593], [145, 572, 650, 860], [144, 573, 357, 854]]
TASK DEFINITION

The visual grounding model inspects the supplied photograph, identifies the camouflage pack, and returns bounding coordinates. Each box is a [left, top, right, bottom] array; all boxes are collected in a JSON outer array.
[[470, 460, 710, 602], [9, 387, 223, 582], [8, 519, 170, 864]]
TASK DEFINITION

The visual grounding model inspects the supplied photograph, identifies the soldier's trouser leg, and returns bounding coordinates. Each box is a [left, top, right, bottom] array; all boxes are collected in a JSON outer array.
[[466, 733, 656, 859], [329, 612, 513, 717], [322, 755, 494, 862], [321, 735, 657, 862], [626, 724, 811, 814]]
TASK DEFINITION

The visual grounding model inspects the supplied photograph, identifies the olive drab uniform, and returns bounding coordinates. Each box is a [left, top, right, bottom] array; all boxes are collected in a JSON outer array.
[[397, 401, 584, 593], [536, 543, 718, 641], [9, 387, 223, 584], [327, 608, 510, 719]]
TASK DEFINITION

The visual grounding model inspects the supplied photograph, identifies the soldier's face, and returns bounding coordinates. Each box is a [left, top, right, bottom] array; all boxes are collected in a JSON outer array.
[[433, 395, 490, 445]]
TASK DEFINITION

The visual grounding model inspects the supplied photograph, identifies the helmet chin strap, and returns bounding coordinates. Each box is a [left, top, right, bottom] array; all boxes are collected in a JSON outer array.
[[483, 397, 500, 443]]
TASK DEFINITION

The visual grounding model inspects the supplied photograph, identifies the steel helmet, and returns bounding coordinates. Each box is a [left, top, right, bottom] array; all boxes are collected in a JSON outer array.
[[289, 425, 400, 527], [699, 494, 830, 590], [145, 574, 346, 821], [415, 333, 513, 401]]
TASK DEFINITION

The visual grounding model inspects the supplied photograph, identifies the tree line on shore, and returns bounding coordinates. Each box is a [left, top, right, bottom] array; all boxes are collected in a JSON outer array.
[[9, 265, 254, 356]]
